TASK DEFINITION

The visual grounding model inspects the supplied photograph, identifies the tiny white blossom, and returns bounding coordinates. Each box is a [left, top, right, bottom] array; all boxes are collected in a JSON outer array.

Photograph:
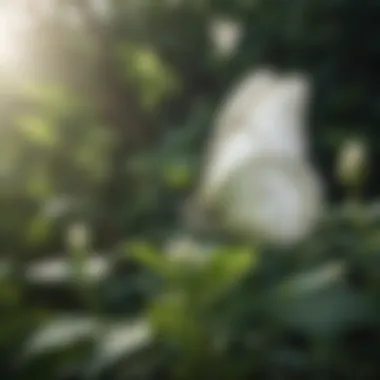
[[92, 319, 152, 368], [26, 256, 110, 284], [209, 18, 242, 58], [23, 315, 98, 357], [337, 138, 368, 189], [66, 222, 91, 252]]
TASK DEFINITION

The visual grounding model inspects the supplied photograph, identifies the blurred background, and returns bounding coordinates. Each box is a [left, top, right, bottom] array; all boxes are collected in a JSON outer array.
[[1, 0, 380, 379]]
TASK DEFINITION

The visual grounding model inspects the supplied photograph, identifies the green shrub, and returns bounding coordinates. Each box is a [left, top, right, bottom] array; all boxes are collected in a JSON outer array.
[[2, 202, 380, 379]]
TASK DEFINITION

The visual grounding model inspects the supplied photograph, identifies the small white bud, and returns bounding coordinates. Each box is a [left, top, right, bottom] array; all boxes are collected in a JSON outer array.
[[209, 18, 242, 58], [337, 139, 368, 190], [66, 222, 91, 252]]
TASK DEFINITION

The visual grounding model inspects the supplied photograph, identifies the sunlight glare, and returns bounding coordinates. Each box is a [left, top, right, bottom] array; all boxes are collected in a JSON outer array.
[[0, 3, 31, 71]]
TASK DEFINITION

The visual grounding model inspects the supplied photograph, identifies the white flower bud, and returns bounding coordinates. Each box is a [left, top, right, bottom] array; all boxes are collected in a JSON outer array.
[[66, 222, 91, 252], [337, 139, 368, 190], [209, 18, 242, 58]]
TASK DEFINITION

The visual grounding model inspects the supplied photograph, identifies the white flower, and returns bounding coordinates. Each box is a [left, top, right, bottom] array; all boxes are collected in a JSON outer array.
[[26, 256, 110, 284], [90, 318, 152, 371], [209, 18, 242, 58], [192, 68, 324, 245], [337, 138, 368, 189], [23, 315, 98, 357], [65, 222, 91, 252]]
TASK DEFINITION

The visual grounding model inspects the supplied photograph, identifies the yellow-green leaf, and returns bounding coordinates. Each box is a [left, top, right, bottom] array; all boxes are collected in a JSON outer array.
[[16, 115, 57, 147], [128, 241, 172, 277]]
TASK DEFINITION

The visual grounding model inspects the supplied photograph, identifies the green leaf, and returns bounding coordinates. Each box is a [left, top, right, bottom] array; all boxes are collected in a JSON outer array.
[[128, 241, 173, 277], [26, 215, 51, 247], [163, 161, 192, 189], [207, 246, 257, 291], [20, 82, 80, 113], [274, 287, 374, 337], [21, 316, 98, 360], [86, 318, 153, 377], [15, 115, 57, 147], [149, 292, 201, 347], [278, 261, 347, 299]]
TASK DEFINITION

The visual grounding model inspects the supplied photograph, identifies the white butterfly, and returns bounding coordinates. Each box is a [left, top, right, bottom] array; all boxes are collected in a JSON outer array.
[[189, 68, 324, 245]]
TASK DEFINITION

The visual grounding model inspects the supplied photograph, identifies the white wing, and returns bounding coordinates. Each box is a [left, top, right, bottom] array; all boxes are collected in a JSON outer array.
[[198, 69, 278, 203], [250, 74, 310, 159], [191, 68, 323, 245], [221, 157, 323, 245], [198, 69, 310, 204]]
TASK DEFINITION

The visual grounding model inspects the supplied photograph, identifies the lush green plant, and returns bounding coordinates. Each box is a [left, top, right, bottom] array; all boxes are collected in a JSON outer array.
[[2, 201, 380, 379], [2, 0, 380, 379]]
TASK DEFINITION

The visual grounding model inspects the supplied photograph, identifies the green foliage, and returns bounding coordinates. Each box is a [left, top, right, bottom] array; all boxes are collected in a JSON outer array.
[[1, 205, 380, 379], [2, 0, 380, 379]]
